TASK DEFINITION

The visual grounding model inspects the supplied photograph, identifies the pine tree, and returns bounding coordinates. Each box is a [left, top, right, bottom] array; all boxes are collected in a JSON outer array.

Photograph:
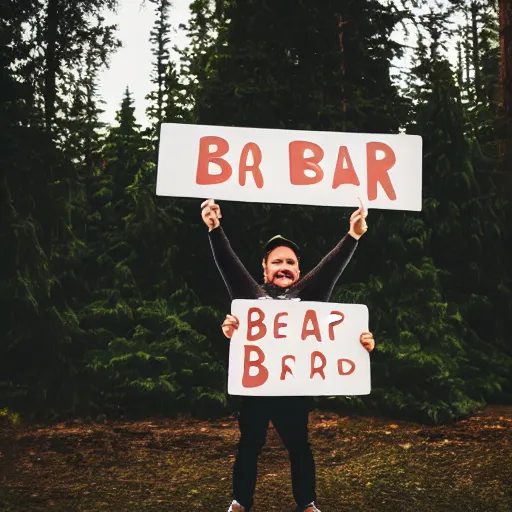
[[33, 0, 120, 136], [406, 11, 511, 412], [76, 89, 226, 417], [177, 0, 220, 119], [146, 0, 172, 130], [162, 61, 186, 124], [471, 1, 483, 102], [0, 0, 121, 415]]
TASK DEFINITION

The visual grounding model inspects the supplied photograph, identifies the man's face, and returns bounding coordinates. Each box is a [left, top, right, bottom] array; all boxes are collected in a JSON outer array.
[[263, 246, 300, 288]]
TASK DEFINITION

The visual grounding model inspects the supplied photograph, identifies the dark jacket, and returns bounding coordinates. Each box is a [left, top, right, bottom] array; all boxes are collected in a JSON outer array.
[[208, 226, 359, 409], [208, 227, 358, 302]]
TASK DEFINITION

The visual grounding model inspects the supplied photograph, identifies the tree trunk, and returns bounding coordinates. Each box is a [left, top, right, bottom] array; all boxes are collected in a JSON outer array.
[[471, 2, 481, 102], [500, 0, 512, 117], [44, 0, 59, 132], [457, 40, 463, 106], [499, 0, 512, 175], [465, 10, 472, 101]]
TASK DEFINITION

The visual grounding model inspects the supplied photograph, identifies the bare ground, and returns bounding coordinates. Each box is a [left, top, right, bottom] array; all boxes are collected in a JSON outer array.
[[0, 405, 511, 512]]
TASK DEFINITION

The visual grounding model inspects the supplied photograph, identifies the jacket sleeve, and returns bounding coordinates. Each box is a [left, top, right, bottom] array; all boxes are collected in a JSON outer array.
[[208, 226, 263, 300], [293, 233, 358, 302]]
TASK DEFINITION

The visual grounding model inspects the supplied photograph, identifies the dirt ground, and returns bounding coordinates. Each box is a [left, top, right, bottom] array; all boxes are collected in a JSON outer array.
[[0, 405, 511, 512]]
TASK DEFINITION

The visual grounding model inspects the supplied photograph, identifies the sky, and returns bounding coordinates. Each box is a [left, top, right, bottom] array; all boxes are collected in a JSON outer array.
[[98, 0, 192, 126], [98, 0, 461, 128]]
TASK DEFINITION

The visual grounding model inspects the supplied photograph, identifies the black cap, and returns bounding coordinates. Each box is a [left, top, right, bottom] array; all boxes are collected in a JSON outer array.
[[263, 235, 300, 258]]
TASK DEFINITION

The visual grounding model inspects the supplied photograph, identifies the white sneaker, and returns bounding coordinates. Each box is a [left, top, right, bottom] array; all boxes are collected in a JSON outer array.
[[228, 500, 247, 512]]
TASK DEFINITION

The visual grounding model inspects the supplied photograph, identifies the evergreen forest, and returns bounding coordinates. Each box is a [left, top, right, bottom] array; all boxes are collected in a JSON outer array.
[[2, 0, 512, 426]]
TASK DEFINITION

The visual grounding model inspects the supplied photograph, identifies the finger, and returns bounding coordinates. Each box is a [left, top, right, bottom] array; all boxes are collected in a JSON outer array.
[[226, 314, 237, 322], [350, 208, 362, 221], [354, 218, 368, 231], [223, 318, 240, 329], [212, 204, 222, 218], [357, 196, 368, 217], [210, 204, 221, 218], [201, 199, 214, 209], [351, 214, 362, 225]]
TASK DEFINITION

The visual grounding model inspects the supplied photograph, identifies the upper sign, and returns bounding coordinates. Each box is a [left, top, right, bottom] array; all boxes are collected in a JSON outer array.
[[157, 123, 422, 211]]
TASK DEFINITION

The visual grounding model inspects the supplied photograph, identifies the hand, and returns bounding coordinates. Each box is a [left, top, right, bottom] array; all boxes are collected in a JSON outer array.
[[222, 314, 240, 339], [348, 197, 368, 240], [360, 331, 375, 353], [201, 199, 222, 231]]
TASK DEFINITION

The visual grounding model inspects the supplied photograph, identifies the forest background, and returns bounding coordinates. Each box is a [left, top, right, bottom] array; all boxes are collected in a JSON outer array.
[[2, 0, 512, 427]]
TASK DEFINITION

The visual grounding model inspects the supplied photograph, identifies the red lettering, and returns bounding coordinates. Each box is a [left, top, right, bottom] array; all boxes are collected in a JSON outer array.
[[239, 142, 264, 188], [274, 312, 288, 339], [332, 146, 360, 189], [310, 351, 327, 379], [367, 142, 397, 201], [337, 358, 356, 376], [242, 346, 269, 387], [280, 355, 296, 380], [247, 307, 267, 341], [289, 141, 324, 185], [196, 136, 232, 185], [328, 311, 345, 341], [301, 309, 321, 341]]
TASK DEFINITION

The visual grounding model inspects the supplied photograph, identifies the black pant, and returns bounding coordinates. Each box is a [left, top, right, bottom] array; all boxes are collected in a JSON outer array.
[[233, 396, 316, 510]]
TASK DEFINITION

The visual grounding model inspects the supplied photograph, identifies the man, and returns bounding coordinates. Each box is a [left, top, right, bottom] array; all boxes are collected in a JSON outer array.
[[201, 199, 374, 512]]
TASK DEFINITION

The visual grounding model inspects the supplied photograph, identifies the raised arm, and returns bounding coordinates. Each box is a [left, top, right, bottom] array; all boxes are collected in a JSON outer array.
[[202, 199, 262, 300], [293, 199, 368, 302]]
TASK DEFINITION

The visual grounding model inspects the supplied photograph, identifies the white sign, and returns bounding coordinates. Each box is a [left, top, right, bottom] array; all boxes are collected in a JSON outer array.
[[157, 123, 422, 211], [227, 299, 371, 396]]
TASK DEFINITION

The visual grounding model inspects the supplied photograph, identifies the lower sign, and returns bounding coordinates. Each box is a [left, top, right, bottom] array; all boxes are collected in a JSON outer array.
[[228, 299, 371, 396]]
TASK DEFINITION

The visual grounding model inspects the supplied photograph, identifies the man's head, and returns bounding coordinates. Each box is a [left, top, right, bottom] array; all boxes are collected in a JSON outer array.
[[262, 235, 300, 288]]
